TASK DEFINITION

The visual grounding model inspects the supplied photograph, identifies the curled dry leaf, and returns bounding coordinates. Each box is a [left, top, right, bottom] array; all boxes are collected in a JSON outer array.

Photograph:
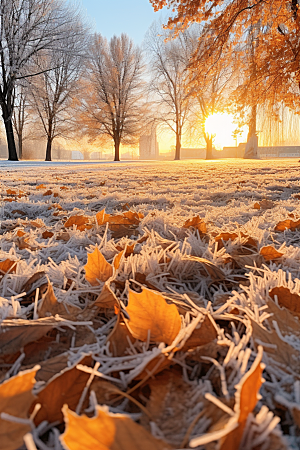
[[190, 346, 264, 449], [0, 366, 38, 450], [84, 246, 113, 286], [32, 354, 92, 425], [43, 189, 53, 196], [60, 405, 172, 450], [126, 287, 181, 345], [275, 218, 300, 232], [42, 230, 54, 239], [0, 317, 57, 356], [183, 256, 225, 282], [181, 315, 218, 352], [94, 283, 118, 309], [269, 286, 300, 319], [0, 258, 17, 274], [107, 314, 135, 357], [215, 232, 257, 251], [64, 215, 91, 231], [251, 319, 300, 372], [182, 215, 207, 235], [96, 208, 141, 226], [260, 245, 284, 261], [253, 199, 274, 210], [38, 283, 82, 319]]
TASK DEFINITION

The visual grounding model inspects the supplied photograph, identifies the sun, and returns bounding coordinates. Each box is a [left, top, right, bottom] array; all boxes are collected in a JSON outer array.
[[205, 112, 246, 150]]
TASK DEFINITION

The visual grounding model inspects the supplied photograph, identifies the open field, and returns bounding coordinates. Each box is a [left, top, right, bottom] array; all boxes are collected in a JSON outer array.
[[1, 158, 300, 449]]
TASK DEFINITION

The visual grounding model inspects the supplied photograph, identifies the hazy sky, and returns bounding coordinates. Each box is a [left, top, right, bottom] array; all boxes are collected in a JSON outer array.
[[80, 0, 164, 43]]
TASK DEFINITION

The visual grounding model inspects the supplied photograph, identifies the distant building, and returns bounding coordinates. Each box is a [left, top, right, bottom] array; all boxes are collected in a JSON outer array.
[[139, 127, 159, 160]]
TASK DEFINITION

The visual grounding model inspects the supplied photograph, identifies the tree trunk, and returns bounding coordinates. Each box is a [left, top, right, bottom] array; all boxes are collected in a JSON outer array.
[[244, 106, 259, 159], [114, 138, 120, 161], [174, 132, 181, 160], [3, 112, 18, 161], [45, 137, 53, 161], [205, 134, 213, 160], [17, 133, 23, 160]]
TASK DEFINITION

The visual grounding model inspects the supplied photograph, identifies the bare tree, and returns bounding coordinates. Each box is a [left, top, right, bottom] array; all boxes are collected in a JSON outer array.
[[28, 25, 87, 161], [0, 0, 81, 161], [80, 33, 148, 162], [146, 24, 197, 161], [12, 83, 31, 159]]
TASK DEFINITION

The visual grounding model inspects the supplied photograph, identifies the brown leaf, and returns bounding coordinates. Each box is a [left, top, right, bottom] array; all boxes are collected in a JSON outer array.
[[43, 189, 53, 196], [183, 215, 207, 235], [36, 184, 46, 189], [126, 287, 181, 345], [32, 354, 92, 425], [260, 245, 284, 261], [84, 247, 113, 286], [94, 283, 118, 309], [57, 231, 70, 241], [42, 230, 54, 239], [181, 315, 217, 351], [60, 405, 172, 450], [190, 347, 264, 449], [64, 215, 90, 231], [251, 319, 300, 372], [183, 256, 225, 282], [275, 218, 300, 232], [215, 232, 238, 250], [21, 271, 46, 292], [0, 258, 17, 274], [0, 318, 57, 356], [0, 366, 38, 450], [107, 314, 135, 357], [6, 188, 17, 195], [269, 286, 300, 318], [254, 199, 274, 210], [38, 283, 82, 319]]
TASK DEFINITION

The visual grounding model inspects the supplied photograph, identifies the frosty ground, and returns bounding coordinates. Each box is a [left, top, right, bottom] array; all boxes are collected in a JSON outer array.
[[1, 158, 300, 450]]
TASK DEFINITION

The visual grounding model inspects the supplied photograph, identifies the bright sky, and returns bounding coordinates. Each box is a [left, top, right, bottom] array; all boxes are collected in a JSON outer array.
[[79, 0, 163, 44]]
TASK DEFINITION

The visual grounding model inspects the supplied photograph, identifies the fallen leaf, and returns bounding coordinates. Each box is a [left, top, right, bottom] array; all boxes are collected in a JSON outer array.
[[0, 366, 38, 450], [275, 218, 300, 232], [12, 210, 26, 216], [84, 247, 113, 286], [60, 405, 172, 450], [36, 184, 46, 190], [183, 215, 207, 235], [260, 245, 284, 261], [32, 354, 92, 425], [189, 346, 264, 449], [107, 314, 135, 357], [183, 256, 225, 282], [181, 315, 217, 351], [42, 230, 54, 239], [0, 318, 57, 356], [6, 188, 17, 195], [0, 258, 17, 274], [38, 283, 82, 319], [254, 199, 274, 210], [113, 250, 124, 270], [94, 283, 118, 309], [126, 287, 181, 345], [251, 319, 300, 372], [269, 286, 300, 318], [43, 189, 53, 196], [64, 215, 90, 231], [57, 231, 70, 241]]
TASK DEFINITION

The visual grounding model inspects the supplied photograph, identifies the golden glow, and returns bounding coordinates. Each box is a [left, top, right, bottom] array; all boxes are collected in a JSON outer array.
[[205, 113, 247, 150]]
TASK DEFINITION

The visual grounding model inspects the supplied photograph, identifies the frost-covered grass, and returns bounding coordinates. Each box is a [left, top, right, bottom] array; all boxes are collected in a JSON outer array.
[[1, 158, 300, 449]]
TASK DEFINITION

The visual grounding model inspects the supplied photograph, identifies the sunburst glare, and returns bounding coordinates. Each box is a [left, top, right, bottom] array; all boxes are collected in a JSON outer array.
[[205, 113, 247, 150]]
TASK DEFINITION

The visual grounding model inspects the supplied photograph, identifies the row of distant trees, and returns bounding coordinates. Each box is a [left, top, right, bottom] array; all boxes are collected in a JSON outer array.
[[2, 0, 300, 162]]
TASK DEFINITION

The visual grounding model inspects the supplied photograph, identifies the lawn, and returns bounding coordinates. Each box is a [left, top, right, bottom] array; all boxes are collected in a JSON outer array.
[[1, 158, 300, 450]]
